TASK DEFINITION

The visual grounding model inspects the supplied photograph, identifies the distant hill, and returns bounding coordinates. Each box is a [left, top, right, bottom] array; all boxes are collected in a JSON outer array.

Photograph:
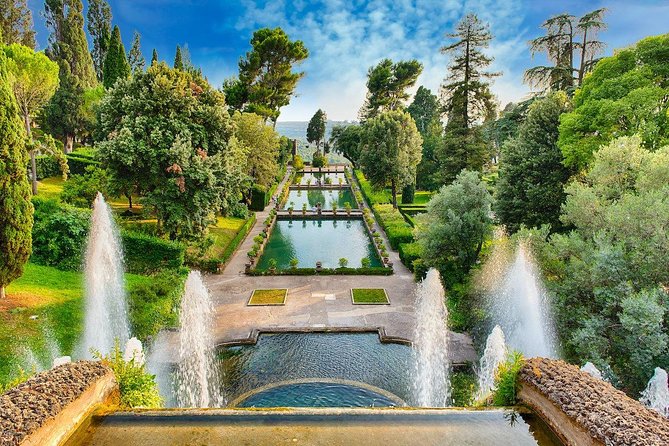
[[275, 121, 357, 164]]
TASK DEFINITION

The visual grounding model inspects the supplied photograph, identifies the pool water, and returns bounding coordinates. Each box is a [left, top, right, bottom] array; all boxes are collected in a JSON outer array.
[[295, 172, 346, 185], [284, 189, 356, 210], [256, 219, 382, 270]]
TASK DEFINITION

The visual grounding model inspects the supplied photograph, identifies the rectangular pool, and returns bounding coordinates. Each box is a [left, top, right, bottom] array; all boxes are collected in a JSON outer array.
[[283, 189, 356, 210], [295, 172, 346, 185]]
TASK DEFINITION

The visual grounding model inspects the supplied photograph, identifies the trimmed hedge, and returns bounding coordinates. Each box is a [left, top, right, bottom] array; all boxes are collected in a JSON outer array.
[[33, 155, 61, 179], [354, 169, 392, 205], [66, 153, 99, 175], [399, 242, 422, 272], [249, 182, 280, 211], [248, 266, 393, 276], [121, 231, 185, 274], [197, 213, 256, 273], [372, 204, 414, 250]]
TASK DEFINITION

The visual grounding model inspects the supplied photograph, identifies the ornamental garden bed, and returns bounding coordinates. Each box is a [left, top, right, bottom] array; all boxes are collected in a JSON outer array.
[[248, 289, 288, 306], [351, 288, 390, 305]]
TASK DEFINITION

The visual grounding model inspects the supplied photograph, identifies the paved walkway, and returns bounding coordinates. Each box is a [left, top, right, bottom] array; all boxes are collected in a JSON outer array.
[[204, 168, 477, 363]]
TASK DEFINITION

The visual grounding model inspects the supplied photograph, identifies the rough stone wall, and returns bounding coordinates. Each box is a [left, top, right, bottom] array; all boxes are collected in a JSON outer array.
[[0, 361, 111, 446], [520, 358, 669, 446]]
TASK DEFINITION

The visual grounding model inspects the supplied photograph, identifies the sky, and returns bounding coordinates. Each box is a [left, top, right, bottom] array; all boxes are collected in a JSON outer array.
[[27, 0, 669, 121]]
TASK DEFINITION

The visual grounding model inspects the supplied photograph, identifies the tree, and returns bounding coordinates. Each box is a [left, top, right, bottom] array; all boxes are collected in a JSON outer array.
[[127, 31, 145, 73], [233, 111, 279, 188], [525, 9, 606, 92], [173, 45, 183, 70], [359, 110, 422, 208], [226, 27, 308, 127], [306, 109, 327, 150], [408, 86, 443, 191], [495, 93, 571, 233], [97, 62, 244, 239], [3, 43, 60, 194], [483, 97, 537, 163], [0, 0, 35, 48], [415, 170, 492, 286], [0, 48, 33, 299], [407, 86, 441, 134], [103, 25, 130, 89], [330, 124, 363, 166], [558, 33, 669, 171], [151, 48, 158, 65], [359, 58, 423, 120], [438, 13, 499, 183], [86, 0, 112, 82]]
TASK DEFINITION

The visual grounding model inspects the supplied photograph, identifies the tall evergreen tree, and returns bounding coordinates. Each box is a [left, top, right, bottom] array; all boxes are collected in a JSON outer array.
[[359, 58, 423, 120], [408, 86, 443, 191], [127, 31, 145, 73], [0, 0, 35, 48], [173, 45, 184, 70], [437, 13, 498, 184], [494, 93, 571, 233], [306, 109, 327, 149], [0, 48, 33, 299], [102, 25, 130, 88], [86, 0, 112, 82], [151, 48, 158, 65]]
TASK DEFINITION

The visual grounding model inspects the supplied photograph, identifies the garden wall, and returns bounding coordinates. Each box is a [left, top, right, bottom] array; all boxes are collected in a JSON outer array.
[[518, 357, 669, 446]]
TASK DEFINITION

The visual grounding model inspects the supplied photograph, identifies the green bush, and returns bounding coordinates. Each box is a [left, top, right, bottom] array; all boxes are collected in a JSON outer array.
[[399, 242, 422, 271], [128, 270, 185, 342], [451, 371, 476, 407], [293, 154, 304, 170], [121, 231, 185, 274], [60, 166, 110, 208], [493, 351, 525, 406], [250, 182, 278, 211], [401, 183, 415, 204], [354, 169, 392, 205], [66, 152, 99, 175], [372, 204, 415, 249], [248, 266, 392, 276], [33, 155, 61, 179], [312, 151, 328, 167]]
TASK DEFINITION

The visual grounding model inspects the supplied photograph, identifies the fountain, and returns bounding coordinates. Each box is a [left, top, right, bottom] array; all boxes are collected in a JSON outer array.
[[124, 337, 145, 366], [486, 243, 558, 358], [475, 325, 507, 402], [640, 367, 669, 417], [412, 268, 450, 407], [174, 271, 224, 408], [581, 362, 604, 380], [79, 192, 129, 358]]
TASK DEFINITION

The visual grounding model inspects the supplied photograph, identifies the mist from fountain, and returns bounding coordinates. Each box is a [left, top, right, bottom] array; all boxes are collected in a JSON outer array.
[[174, 271, 224, 408], [640, 367, 669, 417], [581, 362, 604, 380], [412, 268, 450, 407], [79, 192, 129, 358], [475, 325, 507, 402]]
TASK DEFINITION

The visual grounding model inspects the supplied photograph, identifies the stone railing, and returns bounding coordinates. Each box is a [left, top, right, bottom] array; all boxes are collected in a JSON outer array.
[[0, 361, 117, 446], [519, 357, 669, 446]]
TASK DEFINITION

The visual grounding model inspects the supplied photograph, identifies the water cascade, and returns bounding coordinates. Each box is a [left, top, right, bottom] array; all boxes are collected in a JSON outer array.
[[412, 268, 450, 407], [640, 367, 669, 417], [581, 362, 604, 380], [486, 243, 558, 358], [475, 325, 507, 402], [124, 337, 145, 366], [80, 192, 129, 357], [175, 271, 224, 408]]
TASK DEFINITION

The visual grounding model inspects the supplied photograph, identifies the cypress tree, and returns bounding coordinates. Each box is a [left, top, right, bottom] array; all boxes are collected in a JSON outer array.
[[0, 0, 36, 48], [0, 49, 33, 299], [127, 31, 145, 73], [103, 25, 130, 88], [174, 45, 183, 70], [151, 48, 158, 65], [86, 0, 112, 82]]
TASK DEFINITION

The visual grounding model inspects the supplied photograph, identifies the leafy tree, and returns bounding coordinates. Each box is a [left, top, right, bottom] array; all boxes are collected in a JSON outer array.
[[359, 58, 423, 120], [438, 13, 499, 183], [359, 109, 422, 208], [0, 48, 33, 299], [3, 43, 60, 193], [330, 124, 363, 166], [233, 111, 278, 188], [127, 31, 145, 73], [407, 86, 441, 134], [415, 170, 492, 286], [0, 0, 35, 48], [173, 45, 183, 70], [408, 86, 443, 190], [86, 0, 112, 82], [483, 97, 536, 163], [103, 25, 130, 89], [495, 93, 571, 233], [225, 27, 308, 126], [558, 33, 669, 170], [306, 109, 327, 149], [151, 48, 158, 65]]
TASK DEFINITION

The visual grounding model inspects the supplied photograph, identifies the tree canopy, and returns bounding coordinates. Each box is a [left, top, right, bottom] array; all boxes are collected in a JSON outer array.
[[306, 109, 327, 149], [408, 86, 443, 190], [102, 25, 130, 89], [233, 111, 279, 188], [128, 31, 145, 73], [330, 124, 363, 167], [0, 0, 35, 48], [86, 0, 112, 82], [359, 58, 423, 120]]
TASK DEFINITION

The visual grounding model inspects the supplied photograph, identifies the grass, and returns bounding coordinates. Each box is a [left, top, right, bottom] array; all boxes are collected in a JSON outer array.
[[36, 177, 65, 201], [351, 288, 389, 304], [395, 191, 433, 205], [208, 216, 247, 259], [248, 289, 287, 306]]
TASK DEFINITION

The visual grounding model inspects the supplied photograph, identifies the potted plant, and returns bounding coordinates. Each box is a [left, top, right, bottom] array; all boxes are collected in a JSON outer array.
[[361, 257, 371, 268], [332, 203, 337, 215], [338, 257, 348, 268], [302, 203, 307, 215], [268, 258, 278, 274], [344, 201, 352, 215], [290, 258, 299, 269], [288, 201, 295, 216]]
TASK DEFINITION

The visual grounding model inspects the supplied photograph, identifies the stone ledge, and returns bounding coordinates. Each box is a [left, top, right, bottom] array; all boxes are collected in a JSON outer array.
[[519, 357, 669, 446], [0, 361, 117, 446]]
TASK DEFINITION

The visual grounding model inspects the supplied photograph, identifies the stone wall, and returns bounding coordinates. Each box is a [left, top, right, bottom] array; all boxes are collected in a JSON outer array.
[[0, 361, 117, 446], [519, 357, 669, 446]]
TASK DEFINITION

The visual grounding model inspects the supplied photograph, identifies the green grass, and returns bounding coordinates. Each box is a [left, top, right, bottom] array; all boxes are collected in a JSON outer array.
[[208, 216, 247, 259], [248, 289, 287, 306], [395, 191, 433, 205], [36, 177, 65, 201], [351, 288, 389, 304]]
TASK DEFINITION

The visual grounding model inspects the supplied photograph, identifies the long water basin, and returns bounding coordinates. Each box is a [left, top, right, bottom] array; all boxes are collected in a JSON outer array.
[[284, 188, 355, 210]]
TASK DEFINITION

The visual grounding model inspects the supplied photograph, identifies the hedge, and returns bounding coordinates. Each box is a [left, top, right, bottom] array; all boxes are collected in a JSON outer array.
[[372, 204, 414, 250], [248, 266, 393, 276], [249, 181, 280, 211], [121, 231, 185, 274], [399, 242, 422, 272], [66, 153, 99, 175], [33, 155, 61, 179], [196, 213, 256, 273], [354, 169, 392, 205]]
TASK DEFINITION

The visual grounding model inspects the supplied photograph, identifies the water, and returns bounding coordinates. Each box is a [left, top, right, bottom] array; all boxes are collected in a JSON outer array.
[[486, 244, 558, 358], [640, 367, 669, 417], [256, 219, 382, 270], [284, 188, 355, 210], [581, 362, 603, 380], [80, 192, 129, 358], [476, 325, 508, 402], [124, 337, 145, 366], [294, 172, 347, 185], [412, 268, 450, 407], [175, 271, 224, 408]]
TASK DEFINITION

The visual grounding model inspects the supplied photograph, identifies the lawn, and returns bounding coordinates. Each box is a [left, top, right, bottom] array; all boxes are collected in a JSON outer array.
[[351, 288, 389, 304], [36, 177, 65, 201], [394, 191, 433, 205], [208, 216, 247, 259], [248, 289, 287, 306]]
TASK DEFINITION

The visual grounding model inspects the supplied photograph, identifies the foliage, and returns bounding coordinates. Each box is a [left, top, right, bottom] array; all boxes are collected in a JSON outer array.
[[121, 231, 185, 274], [415, 170, 492, 286], [373, 204, 414, 250], [0, 0, 35, 48], [0, 368, 33, 393], [233, 111, 279, 188], [408, 86, 443, 190], [354, 169, 392, 205], [558, 33, 669, 170], [94, 341, 163, 408], [351, 288, 388, 304], [292, 154, 304, 170], [0, 48, 33, 298], [359, 58, 423, 120], [248, 267, 393, 276], [173, 45, 183, 70], [66, 149, 100, 174], [86, 0, 112, 82], [249, 289, 286, 305], [451, 371, 476, 407], [407, 86, 441, 135], [495, 93, 571, 233], [359, 109, 422, 208], [492, 351, 525, 406], [338, 257, 349, 268], [312, 150, 328, 168], [398, 242, 422, 271], [330, 124, 362, 166], [127, 271, 185, 342], [307, 109, 327, 148], [102, 25, 130, 89], [483, 97, 536, 163], [60, 165, 109, 207], [127, 31, 145, 73]]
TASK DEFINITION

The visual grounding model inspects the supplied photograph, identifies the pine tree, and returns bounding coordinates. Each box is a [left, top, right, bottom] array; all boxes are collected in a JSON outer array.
[[127, 31, 145, 73], [408, 86, 443, 190], [306, 109, 327, 149], [103, 25, 130, 88], [173, 45, 184, 70], [151, 48, 158, 65], [359, 58, 423, 120], [86, 0, 112, 82], [0, 49, 33, 299], [0, 0, 36, 48]]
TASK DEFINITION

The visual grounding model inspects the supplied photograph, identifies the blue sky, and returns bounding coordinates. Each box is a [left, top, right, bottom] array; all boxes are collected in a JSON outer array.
[[27, 0, 669, 121]]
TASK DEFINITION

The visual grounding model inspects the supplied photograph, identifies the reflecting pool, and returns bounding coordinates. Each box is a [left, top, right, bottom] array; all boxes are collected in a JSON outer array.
[[283, 188, 356, 210], [295, 172, 346, 185]]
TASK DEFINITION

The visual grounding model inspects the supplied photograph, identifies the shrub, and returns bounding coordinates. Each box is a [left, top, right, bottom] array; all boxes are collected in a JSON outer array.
[[121, 231, 185, 274], [312, 151, 328, 168], [401, 183, 415, 204], [128, 271, 185, 341], [451, 371, 476, 407], [33, 155, 61, 180], [361, 257, 371, 268], [354, 170, 392, 205], [248, 266, 393, 276], [65, 151, 99, 175], [60, 166, 110, 208], [249, 184, 269, 211], [493, 351, 525, 406], [253, 235, 263, 244], [399, 242, 422, 271], [0, 369, 33, 393], [372, 204, 414, 249], [227, 201, 249, 219], [339, 257, 348, 268], [290, 258, 299, 269], [268, 258, 278, 270], [293, 154, 304, 170]]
